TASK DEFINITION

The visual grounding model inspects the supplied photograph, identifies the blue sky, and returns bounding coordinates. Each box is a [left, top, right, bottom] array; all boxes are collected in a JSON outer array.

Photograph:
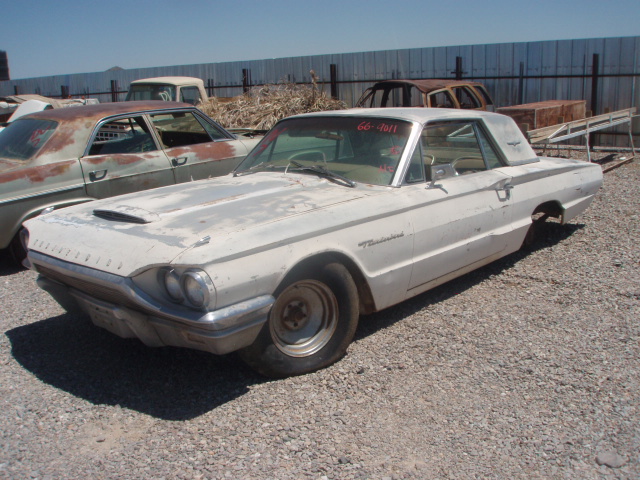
[[2, 0, 639, 80]]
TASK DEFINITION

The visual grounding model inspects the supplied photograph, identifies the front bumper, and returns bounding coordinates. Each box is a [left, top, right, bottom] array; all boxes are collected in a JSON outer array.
[[31, 251, 274, 355]]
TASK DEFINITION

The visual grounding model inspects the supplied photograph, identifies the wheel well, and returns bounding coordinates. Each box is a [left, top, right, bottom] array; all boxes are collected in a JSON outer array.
[[532, 200, 563, 221], [281, 252, 376, 315]]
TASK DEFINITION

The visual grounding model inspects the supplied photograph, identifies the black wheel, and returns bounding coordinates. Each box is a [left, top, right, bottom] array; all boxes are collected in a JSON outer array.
[[239, 261, 359, 378]]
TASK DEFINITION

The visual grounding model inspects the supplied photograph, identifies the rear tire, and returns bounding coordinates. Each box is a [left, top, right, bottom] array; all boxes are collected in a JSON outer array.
[[522, 212, 549, 249], [239, 261, 359, 378]]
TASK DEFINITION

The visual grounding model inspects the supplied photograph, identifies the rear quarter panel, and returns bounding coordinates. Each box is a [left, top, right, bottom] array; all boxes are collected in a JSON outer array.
[[0, 158, 87, 248], [503, 157, 603, 243]]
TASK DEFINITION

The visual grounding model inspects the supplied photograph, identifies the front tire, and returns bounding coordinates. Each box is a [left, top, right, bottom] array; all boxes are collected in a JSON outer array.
[[239, 261, 359, 378], [8, 228, 28, 268]]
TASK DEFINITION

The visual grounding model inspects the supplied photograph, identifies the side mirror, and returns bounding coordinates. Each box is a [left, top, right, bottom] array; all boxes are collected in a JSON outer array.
[[430, 164, 456, 181]]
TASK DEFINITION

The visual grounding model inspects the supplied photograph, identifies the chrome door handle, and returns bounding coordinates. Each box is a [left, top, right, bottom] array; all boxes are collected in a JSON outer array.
[[172, 157, 188, 166], [497, 183, 514, 199], [89, 169, 107, 181]]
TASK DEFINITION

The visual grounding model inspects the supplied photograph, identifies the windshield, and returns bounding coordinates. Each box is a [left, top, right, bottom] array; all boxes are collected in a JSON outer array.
[[126, 84, 176, 102], [0, 118, 58, 161], [235, 116, 413, 186]]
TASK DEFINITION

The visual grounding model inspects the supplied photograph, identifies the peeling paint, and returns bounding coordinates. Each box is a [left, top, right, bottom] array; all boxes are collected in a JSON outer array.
[[1, 101, 261, 249], [0, 160, 75, 184]]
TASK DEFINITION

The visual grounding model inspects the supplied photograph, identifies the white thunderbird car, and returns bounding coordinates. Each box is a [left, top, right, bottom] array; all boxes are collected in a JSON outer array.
[[23, 108, 603, 377]]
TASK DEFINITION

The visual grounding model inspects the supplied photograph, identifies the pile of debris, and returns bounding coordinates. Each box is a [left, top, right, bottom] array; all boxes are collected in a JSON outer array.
[[200, 75, 346, 130]]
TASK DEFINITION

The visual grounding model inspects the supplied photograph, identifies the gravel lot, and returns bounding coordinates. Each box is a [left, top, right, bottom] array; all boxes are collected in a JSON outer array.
[[1, 154, 638, 480]]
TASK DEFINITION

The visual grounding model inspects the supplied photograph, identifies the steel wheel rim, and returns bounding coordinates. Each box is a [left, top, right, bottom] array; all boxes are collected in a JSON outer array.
[[270, 280, 338, 357]]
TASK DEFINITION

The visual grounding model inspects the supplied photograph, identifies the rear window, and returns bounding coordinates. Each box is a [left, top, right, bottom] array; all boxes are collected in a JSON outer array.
[[0, 118, 58, 161], [126, 84, 176, 101]]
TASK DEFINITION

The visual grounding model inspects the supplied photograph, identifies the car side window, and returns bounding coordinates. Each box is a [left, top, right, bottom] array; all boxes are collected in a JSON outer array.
[[420, 121, 492, 175], [407, 86, 424, 107], [452, 86, 481, 109], [180, 87, 202, 105], [404, 142, 426, 183], [149, 111, 217, 148], [473, 85, 494, 109], [357, 88, 383, 108], [384, 86, 405, 108], [89, 116, 156, 156], [195, 114, 228, 141], [428, 91, 455, 108], [476, 127, 503, 168]]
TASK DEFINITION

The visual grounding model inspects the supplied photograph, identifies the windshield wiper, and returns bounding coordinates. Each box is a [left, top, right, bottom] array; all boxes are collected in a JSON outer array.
[[234, 162, 282, 177], [288, 161, 356, 188]]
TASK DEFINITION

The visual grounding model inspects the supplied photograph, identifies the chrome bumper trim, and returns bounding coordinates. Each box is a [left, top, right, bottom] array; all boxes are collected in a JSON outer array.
[[31, 251, 274, 355]]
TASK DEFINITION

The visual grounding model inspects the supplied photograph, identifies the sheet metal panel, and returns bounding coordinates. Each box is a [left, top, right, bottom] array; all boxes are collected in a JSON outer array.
[[396, 49, 411, 79], [408, 48, 423, 79], [420, 47, 435, 79], [432, 47, 449, 78], [470, 44, 487, 79]]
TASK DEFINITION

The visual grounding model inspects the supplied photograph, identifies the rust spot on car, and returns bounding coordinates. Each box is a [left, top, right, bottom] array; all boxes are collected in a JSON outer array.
[[83, 155, 146, 166], [25, 101, 191, 158], [0, 160, 75, 184], [166, 141, 235, 162], [82, 156, 108, 165], [0, 159, 18, 171], [29, 101, 190, 123], [36, 120, 87, 157]]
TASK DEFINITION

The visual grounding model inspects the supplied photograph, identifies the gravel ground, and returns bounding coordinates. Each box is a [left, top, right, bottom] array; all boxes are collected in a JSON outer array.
[[1, 154, 638, 480]]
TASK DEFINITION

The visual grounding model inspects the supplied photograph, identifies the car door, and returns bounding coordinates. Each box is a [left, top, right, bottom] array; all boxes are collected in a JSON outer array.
[[80, 114, 175, 199], [406, 120, 515, 293], [148, 110, 249, 183]]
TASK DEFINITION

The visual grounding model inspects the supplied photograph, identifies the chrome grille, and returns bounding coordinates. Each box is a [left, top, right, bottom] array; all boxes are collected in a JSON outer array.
[[36, 264, 140, 310]]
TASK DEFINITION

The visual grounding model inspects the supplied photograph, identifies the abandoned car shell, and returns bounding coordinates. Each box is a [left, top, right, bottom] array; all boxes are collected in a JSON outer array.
[[0, 101, 261, 259], [356, 79, 494, 111], [24, 108, 603, 377]]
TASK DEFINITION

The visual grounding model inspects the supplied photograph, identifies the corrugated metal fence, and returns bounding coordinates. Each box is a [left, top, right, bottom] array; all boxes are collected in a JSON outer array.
[[2, 36, 638, 146]]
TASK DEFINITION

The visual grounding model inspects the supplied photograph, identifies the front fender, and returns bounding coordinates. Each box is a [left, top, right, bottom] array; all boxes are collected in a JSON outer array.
[[2, 194, 95, 249]]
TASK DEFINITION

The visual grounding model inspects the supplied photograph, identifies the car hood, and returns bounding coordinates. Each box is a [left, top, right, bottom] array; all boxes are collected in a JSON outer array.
[[26, 173, 387, 276]]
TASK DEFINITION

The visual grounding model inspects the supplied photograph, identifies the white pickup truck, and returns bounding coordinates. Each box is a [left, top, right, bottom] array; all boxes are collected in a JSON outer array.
[[125, 77, 209, 105]]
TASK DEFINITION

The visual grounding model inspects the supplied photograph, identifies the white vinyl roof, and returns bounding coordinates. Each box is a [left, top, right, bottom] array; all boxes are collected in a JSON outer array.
[[130, 77, 204, 86]]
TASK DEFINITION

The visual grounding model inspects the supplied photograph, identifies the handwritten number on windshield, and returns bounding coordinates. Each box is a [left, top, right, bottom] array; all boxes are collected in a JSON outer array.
[[357, 121, 398, 133]]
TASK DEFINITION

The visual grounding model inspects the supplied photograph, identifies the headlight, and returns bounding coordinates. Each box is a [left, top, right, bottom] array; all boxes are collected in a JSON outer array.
[[182, 271, 210, 308], [159, 267, 215, 309], [162, 268, 184, 303]]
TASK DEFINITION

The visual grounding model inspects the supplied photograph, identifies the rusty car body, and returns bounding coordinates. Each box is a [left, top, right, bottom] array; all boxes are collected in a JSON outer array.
[[24, 108, 602, 377], [0, 101, 262, 260], [356, 79, 494, 111]]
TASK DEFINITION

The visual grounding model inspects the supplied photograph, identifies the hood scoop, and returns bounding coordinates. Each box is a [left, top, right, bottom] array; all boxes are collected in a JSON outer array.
[[93, 205, 160, 224]]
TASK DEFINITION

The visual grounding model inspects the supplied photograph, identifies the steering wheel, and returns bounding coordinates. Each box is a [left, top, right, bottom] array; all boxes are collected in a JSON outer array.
[[451, 156, 485, 175], [288, 151, 327, 163]]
